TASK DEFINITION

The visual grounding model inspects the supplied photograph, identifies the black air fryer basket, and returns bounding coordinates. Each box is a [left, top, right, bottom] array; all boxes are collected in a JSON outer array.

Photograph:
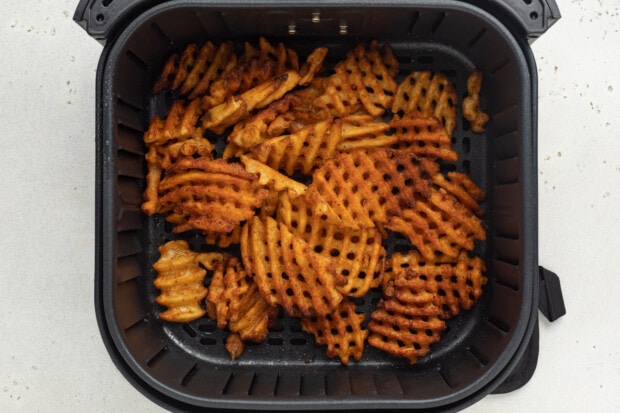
[[75, 0, 566, 410]]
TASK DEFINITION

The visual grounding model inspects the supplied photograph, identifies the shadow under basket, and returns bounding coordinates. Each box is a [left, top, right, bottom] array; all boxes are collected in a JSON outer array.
[[75, 0, 566, 411]]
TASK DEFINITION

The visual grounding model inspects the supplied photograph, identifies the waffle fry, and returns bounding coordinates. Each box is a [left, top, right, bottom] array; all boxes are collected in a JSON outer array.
[[277, 191, 385, 297], [314, 41, 399, 117], [386, 187, 486, 260], [368, 295, 446, 364], [240, 155, 308, 198], [228, 94, 302, 149], [144, 99, 203, 146], [392, 71, 458, 137], [301, 300, 368, 364], [204, 225, 243, 248], [206, 256, 278, 342], [385, 250, 487, 319], [225, 333, 244, 360], [251, 119, 342, 175], [157, 157, 269, 233], [153, 240, 221, 323], [463, 69, 490, 133], [389, 111, 458, 161], [240, 215, 344, 317], [306, 148, 438, 229]]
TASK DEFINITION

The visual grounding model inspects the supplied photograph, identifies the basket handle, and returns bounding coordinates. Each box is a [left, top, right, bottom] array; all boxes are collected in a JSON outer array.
[[73, 0, 159, 43], [538, 266, 566, 322]]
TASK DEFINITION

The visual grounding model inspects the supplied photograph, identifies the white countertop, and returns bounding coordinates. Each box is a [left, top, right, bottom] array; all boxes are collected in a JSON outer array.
[[1, 1, 619, 411]]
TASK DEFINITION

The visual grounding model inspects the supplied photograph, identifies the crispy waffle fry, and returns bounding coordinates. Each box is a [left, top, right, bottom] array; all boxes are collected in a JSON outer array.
[[431, 171, 485, 217], [240, 155, 308, 198], [306, 148, 437, 229], [251, 119, 342, 175], [314, 41, 398, 117], [240, 216, 344, 317], [207, 256, 278, 342], [301, 300, 368, 364], [157, 157, 269, 233], [462, 69, 489, 133], [386, 187, 486, 260], [228, 94, 302, 149], [392, 71, 458, 137], [277, 191, 385, 297], [389, 111, 458, 161], [153, 240, 221, 323], [203, 71, 302, 134], [204, 225, 243, 248], [144, 99, 203, 146], [368, 295, 446, 364], [385, 250, 487, 319]]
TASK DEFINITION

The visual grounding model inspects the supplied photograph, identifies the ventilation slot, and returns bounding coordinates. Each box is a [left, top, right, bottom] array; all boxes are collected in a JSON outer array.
[[123, 315, 147, 333], [490, 58, 510, 75], [181, 364, 199, 387], [275, 372, 302, 396], [126, 49, 149, 71], [431, 13, 447, 35], [116, 254, 142, 284], [146, 346, 169, 368], [485, 315, 510, 333], [149, 22, 173, 46], [467, 28, 486, 49], [223, 372, 256, 396], [407, 11, 420, 34], [467, 345, 490, 366]]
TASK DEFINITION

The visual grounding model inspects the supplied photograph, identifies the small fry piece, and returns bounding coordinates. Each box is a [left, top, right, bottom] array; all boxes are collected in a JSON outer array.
[[240, 155, 307, 198], [462, 69, 490, 133], [301, 300, 368, 364], [392, 71, 458, 137], [153, 240, 218, 323]]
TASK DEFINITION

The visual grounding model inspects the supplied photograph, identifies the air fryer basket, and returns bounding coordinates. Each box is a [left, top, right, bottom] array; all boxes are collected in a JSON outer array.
[[78, 0, 565, 411]]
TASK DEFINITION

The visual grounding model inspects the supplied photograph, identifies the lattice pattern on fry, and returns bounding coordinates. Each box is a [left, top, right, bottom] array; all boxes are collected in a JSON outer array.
[[368, 295, 446, 364], [462, 69, 489, 133], [392, 71, 458, 137], [385, 250, 487, 319], [251, 119, 342, 175], [156, 157, 269, 233], [153, 240, 221, 323], [306, 148, 438, 229], [206, 255, 278, 342], [228, 94, 302, 149], [301, 300, 368, 364], [314, 41, 399, 117], [389, 111, 458, 161], [240, 216, 344, 317], [386, 187, 485, 260], [144, 99, 203, 146], [277, 191, 385, 297]]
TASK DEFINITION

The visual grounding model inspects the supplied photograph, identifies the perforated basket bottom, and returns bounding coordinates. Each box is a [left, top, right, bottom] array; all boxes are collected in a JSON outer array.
[[139, 41, 490, 374]]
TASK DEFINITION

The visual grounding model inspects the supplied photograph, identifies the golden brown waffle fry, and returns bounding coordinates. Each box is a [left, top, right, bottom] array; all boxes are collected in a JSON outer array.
[[240, 155, 308, 198], [157, 157, 269, 233], [203, 71, 302, 134], [301, 300, 368, 364], [389, 111, 458, 161], [251, 119, 342, 175], [228, 94, 302, 149], [152, 240, 220, 323], [386, 187, 486, 260], [144, 99, 203, 146], [306, 148, 437, 229], [207, 256, 278, 342], [142, 129, 216, 215], [240, 216, 344, 317], [277, 191, 385, 297], [392, 71, 458, 137], [431, 172, 485, 217], [462, 69, 489, 133], [204, 225, 243, 248], [315, 41, 398, 117], [385, 250, 487, 319], [368, 296, 445, 364], [186, 41, 237, 99]]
